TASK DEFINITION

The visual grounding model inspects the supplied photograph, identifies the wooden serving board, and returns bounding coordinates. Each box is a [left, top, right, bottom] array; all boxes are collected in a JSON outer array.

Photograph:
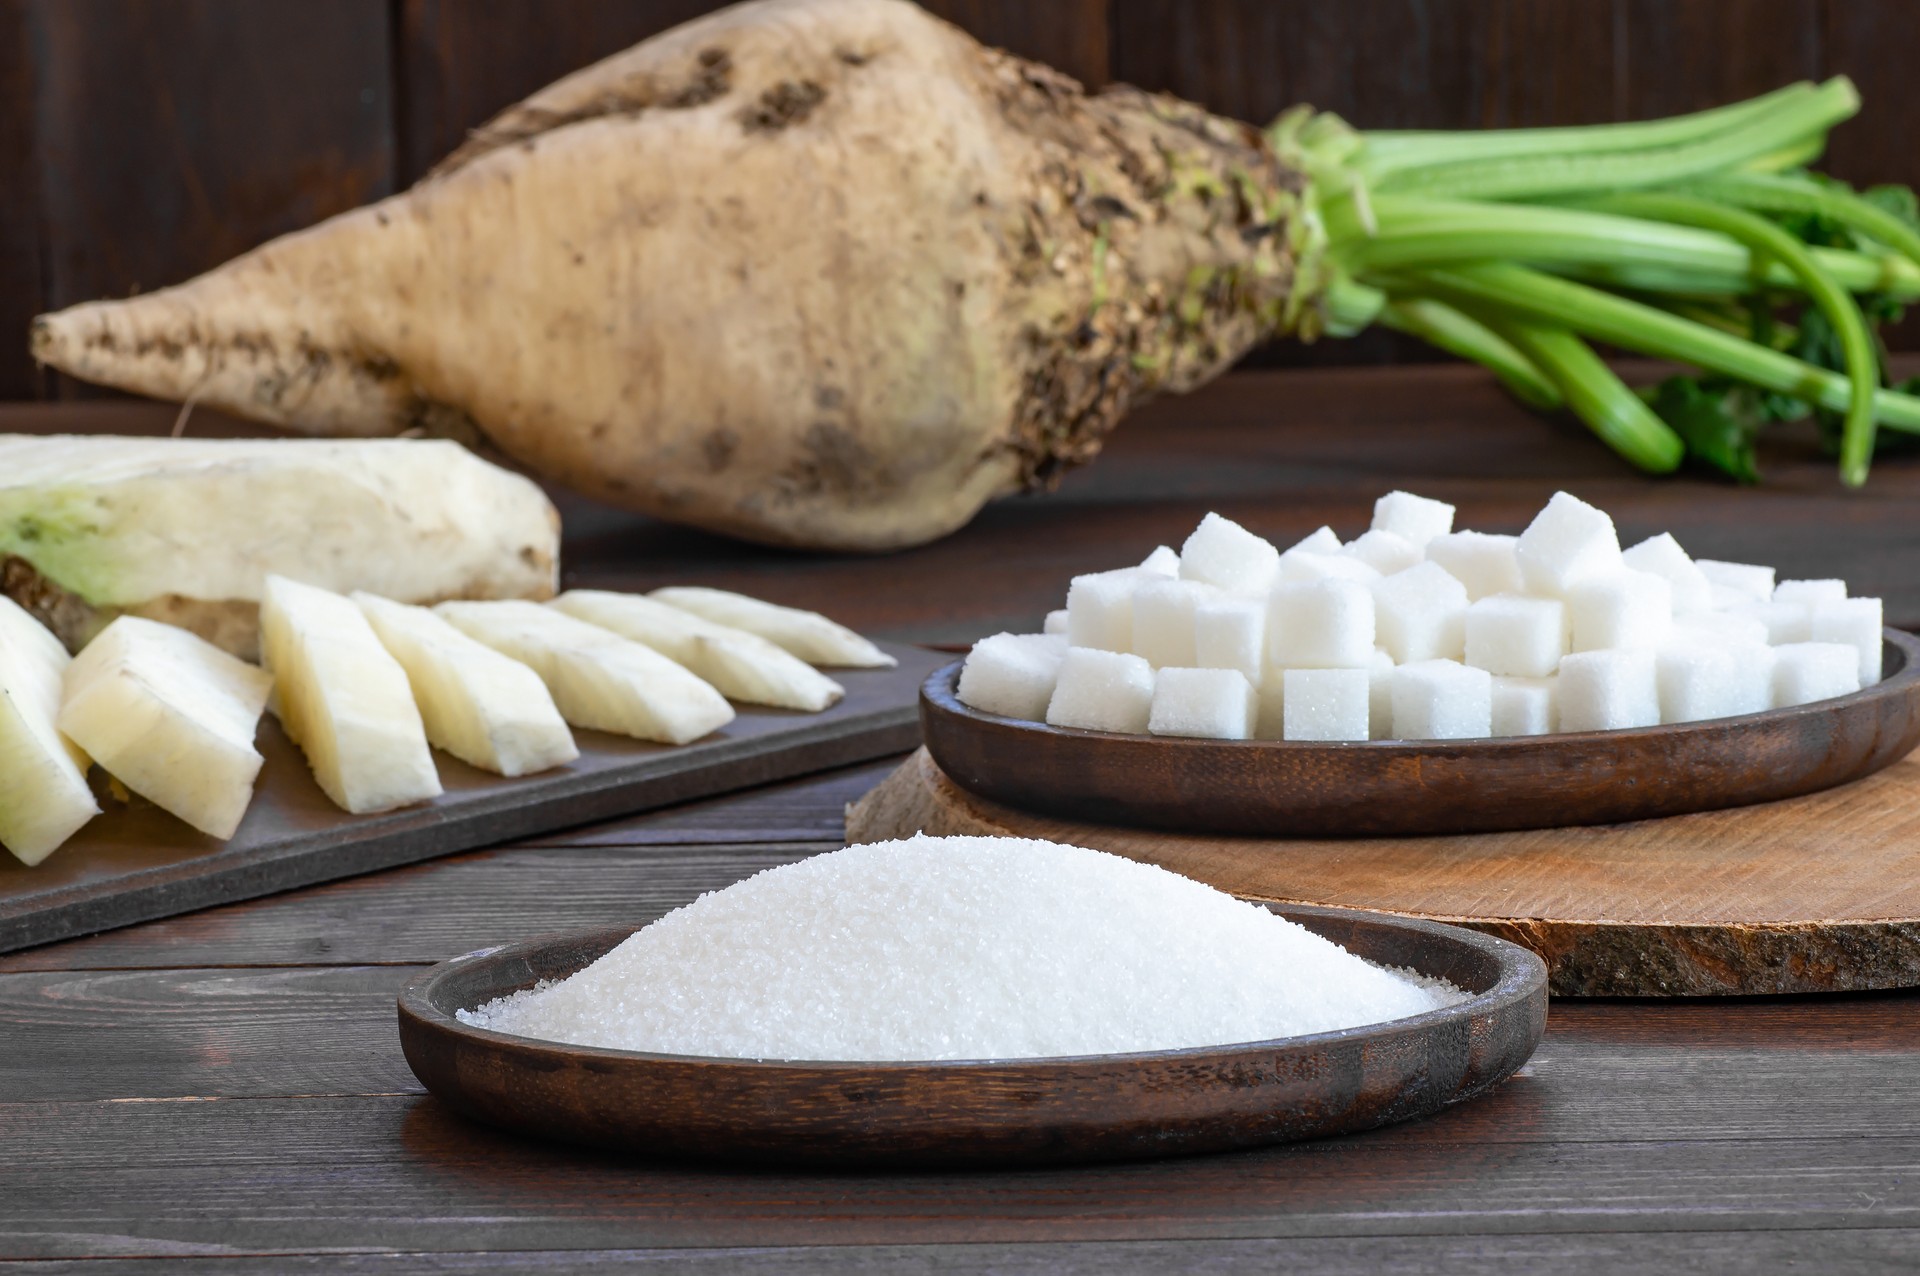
[[847, 748, 1920, 997], [0, 643, 946, 955]]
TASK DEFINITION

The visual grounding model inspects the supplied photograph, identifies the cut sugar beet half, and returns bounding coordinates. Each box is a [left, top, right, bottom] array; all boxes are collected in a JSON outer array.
[[649, 588, 894, 669], [0, 596, 99, 864]]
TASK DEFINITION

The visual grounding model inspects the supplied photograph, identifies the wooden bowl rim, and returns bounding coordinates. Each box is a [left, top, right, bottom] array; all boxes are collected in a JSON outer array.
[[397, 901, 1546, 1073], [923, 626, 1920, 754]]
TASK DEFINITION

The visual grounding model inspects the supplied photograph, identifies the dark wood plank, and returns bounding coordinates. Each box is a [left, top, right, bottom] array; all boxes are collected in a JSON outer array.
[[1492, 0, 1620, 128], [1618, 0, 1823, 120], [0, 0, 45, 401]]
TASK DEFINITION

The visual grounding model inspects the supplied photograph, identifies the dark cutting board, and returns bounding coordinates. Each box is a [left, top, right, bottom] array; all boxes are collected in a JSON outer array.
[[0, 642, 943, 954]]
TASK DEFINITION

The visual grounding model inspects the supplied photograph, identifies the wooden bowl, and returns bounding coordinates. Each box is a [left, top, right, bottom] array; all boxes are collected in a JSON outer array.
[[397, 904, 1546, 1168], [921, 630, 1920, 838]]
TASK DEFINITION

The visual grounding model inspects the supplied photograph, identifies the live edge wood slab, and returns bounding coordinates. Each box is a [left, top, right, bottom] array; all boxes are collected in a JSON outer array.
[[847, 748, 1920, 998]]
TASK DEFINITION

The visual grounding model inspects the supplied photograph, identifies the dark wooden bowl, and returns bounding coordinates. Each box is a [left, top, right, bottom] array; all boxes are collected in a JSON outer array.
[[397, 904, 1546, 1168], [921, 630, 1920, 838]]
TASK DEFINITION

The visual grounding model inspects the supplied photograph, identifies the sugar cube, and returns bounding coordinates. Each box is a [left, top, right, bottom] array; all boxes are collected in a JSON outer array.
[[1674, 612, 1769, 647], [1254, 665, 1287, 740], [1138, 545, 1181, 578], [1367, 648, 1396, 740], [1277, 550, 1382, 585], [1282, 668, 1372, 741], [1180, 513, 1280, 595], [1773, 579, 1847, 608], [1426, 531, 1522, 601], [1390, 660, 1492, 740], [1464, 594, 1567, 677], [957, 633, 1069, 721], [1771, 642, 1863, 708], [1372, 561, 1469, 664], [1043, 609, 1068, 636], [1567, 570, 1673, 651], [1268, 579, 1375, 669], [1516, 491, 1622, 597], [1066, 568, 1145, 652], [1194, 594, 1267, 683], [1342, 529, 1423, 576], [1371, 490, 1455, 549], [1729, 644, 1777, 716], [1621, 533, 1714, 615], [1148, 667, 1257, 740], [1811, 596, 1883, 686], [1728, 599, 1811, 645], [1558, 649, 1659, 731], [1287, 526, 1343, 556], [1655, 641, 1742, 724], [1131, 578, 1218, 669], [1697, 559, 1775, 603], [1046, 648, 1155, 733], [1491, 675, 1557, 737]]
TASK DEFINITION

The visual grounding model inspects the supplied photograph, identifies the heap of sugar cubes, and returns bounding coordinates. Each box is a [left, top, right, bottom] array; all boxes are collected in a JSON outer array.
[[956, 489, 1883, 742]]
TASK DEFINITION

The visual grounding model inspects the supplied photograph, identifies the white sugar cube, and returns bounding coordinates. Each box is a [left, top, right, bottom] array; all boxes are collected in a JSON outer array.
[[1371, 490, 1455, 549], [1277, 550, 1382, 585], [1811, 597, 1883, 686], [1180, 513, 1280, 595], [1771, 642, 1863, 708], [1372, 562, 1469, 664], [1622, 533, 1714, 615], [1282, 668, 1372, 741], [1516, 491, 1622, 597], [1043, 609, 1068, 636], [1558, 648, 1659, 731], [1066, 568, 1145, 652], [1148, 667, 1257, 740], [1426, 531, 1522, 601], [1046, 648, 1155, 733], [1465, 594, 1567, 677], [1729, 600, 1811, 645], [1568, 570, 1672, 652], [1287, 526, 1343, 556], [1268, 579, 1375, 669], [1368, 648, 1396, 740], [1138, 545, 1181, 578], [1342, 529, 1423, 576], [1491, 675, 1557, 737], [1773, 579, 1846, 608], [1194, 594, 1267, 683], [957, 633, 1069, 721], [1254, 665, 1287, 740], [1655, 642, 1742, 724], [1709, 583, 1760, 612], [1675, 612, 1769, 647], [1698, 559, 1775, 603], [1390, 660, 1492, 740], [1131, 578, 1218, 669], [1729, 644, 1777, 716]]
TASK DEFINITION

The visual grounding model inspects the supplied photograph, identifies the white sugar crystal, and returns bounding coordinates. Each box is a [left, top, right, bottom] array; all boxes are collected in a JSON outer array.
[[1675, 612, 1769, 647], [1043, 609, 1068, 636], [1066, 567, 1146, 652], [1567, 570, 1672, 652], [1772, 642, 1863, 708], [1180, 513, 1280, 595], [1655, 641, 1742, 724], [1282, 668, 1371, 741], [1254, 665, 1287, 740], [1390, 659, 1491, 740], [458, 836, 1467, 1060], [1708, 583, 1759, 612], [1426, 531, 1522, 601], [1139, 545, 1181, 578], [1516, 491, 1622, 597], [1149, 667, 1256, 740], [1558, 648, 1659, 731], [1287, 526, 1343, 556], [1277, 550, 1382, 585], [1367, 648, 1396, 740], [1622, 533, 1713, 615], [1132, 578, 1219, 669], [1698, 559, 1775, 603], [1811, 597, 1883, 686], [1728, 599, 1811, 645], [1773, 579, 1846, 608], [1342, 529, 1423, 576], [1465, 594, 1567, 678], [956, 633, 1068, 722], [1491, 675, 1557, 737], [1194, 594, 1267, 683], [1372, 562, 1469, 664], [1729, 644, 1777, 716], [1269, 579, 1375, 669], [1371, 490, 1455, 549], [1046, 648, 1155, 733]]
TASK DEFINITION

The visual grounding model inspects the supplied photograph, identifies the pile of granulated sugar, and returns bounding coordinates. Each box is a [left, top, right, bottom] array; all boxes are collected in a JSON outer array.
[[459, 835, 1467, 1061]]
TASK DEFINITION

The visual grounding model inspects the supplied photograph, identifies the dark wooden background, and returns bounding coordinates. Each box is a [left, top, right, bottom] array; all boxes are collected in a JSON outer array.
[[5, 0, 1917, 402]]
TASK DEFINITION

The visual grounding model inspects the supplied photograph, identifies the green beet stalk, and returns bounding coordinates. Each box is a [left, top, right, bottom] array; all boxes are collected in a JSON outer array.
[[1683, 171, 1920, 265], [1376, 298, 1563, 410], [1479, 318, 1685, 472]]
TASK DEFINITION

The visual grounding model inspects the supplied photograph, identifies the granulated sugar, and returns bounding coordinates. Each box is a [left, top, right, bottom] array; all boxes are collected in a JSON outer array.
[[459, 835, 1466, 1061]]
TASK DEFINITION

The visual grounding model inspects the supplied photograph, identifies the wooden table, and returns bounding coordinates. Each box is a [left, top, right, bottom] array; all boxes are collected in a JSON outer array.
[[6, 366, 1920, 1270]]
